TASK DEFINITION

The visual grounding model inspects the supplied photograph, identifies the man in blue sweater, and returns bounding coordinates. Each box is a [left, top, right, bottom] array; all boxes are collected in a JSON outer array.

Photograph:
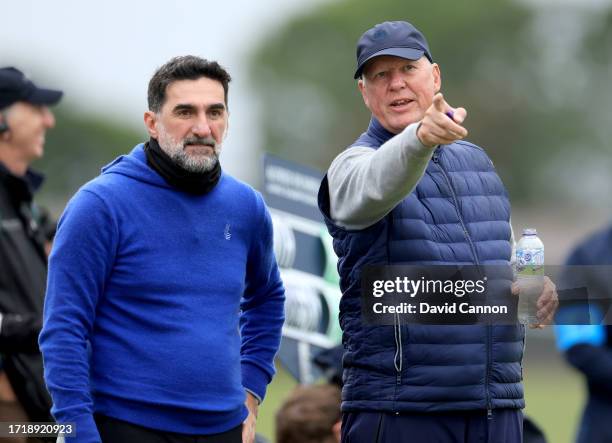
[[317, 21, 558, 442], [39, 56, 285, 443]]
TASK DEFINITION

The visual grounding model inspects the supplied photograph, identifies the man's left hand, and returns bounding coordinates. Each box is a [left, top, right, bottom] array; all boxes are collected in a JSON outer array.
[[242, 391, 259, 443], [512, 276, 559, 328]]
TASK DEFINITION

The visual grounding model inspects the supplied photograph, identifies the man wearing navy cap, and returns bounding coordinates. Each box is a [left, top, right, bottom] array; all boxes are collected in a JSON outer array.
[[0, 67, 62, 429], [317, 21, 558, 442]]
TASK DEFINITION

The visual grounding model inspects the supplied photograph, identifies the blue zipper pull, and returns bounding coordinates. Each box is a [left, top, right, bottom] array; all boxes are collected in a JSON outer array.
[[487, 408, 493, 420]]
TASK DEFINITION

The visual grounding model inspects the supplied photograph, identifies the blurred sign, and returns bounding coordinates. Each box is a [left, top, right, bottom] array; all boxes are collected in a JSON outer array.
[[263, 154, 341, 384]]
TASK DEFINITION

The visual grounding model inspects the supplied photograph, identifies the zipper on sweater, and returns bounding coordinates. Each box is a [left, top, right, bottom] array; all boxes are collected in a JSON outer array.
[[432, 149, 493, 414], [486, 325, 493, 416], [386, 212, 403, 392], [392, 312, 403, 416], [393, 312, 403, 385]]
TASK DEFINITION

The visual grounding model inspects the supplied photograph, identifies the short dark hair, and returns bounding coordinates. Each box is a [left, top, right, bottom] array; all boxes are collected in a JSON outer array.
[[147, 55, 231, 112], [276, 384, 341, 443]]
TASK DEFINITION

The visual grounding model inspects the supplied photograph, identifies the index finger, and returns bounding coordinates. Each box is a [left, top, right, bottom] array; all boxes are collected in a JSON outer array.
[[433, 93, 447, 113]]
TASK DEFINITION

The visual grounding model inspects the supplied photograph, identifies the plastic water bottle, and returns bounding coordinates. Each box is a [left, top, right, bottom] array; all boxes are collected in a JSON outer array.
[[516, 228, 544, 324]]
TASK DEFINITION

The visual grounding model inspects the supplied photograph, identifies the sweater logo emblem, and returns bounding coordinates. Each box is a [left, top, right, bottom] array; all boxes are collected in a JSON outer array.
[[224, 223, 232, 240]]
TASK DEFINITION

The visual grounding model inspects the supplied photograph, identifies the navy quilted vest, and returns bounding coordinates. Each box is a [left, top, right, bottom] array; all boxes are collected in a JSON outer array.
[[318, 118, 525, 413]]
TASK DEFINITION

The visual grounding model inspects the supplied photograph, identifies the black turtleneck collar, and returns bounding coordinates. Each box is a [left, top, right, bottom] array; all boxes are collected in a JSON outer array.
[[144, 137, 221, 195], [0, 162, 44, 206]]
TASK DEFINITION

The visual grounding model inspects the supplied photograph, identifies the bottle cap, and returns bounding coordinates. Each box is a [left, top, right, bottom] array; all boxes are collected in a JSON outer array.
[[522, 228, 537, 236]]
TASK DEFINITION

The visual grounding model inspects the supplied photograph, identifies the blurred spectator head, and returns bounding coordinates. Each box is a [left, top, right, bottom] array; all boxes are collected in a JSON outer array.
[[276, 384, 341, 443], [0, 67, 62, 166]]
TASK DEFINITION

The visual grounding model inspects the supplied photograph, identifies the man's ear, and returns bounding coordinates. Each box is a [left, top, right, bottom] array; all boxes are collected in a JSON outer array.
[[358, 78, 370, 110], [432, 63, 442, 93], [143, 111, 159, 138]]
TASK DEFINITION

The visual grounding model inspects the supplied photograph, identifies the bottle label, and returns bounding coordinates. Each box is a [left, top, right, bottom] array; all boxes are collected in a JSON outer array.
[[516, 248, 544, 275]]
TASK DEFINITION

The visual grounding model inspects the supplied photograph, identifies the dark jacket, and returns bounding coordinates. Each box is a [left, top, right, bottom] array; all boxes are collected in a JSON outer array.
[[0, 162, 53, 421], [560, 227, 612, 443], [318, 119, 523, 413]]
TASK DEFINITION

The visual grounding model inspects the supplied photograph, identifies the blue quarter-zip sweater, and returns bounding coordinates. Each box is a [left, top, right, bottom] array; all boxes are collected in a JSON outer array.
[[318, 118, 524, 414], [39, 145, 285, 442]]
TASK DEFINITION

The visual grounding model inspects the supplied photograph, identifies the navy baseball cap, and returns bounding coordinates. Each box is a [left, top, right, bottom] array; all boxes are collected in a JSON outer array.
[[0, 67, 63, 110], [354, 21, 433, 79]]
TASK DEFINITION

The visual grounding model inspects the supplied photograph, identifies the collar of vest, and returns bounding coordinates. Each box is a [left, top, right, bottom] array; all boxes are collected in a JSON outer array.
[[351, 116, 396, 148]]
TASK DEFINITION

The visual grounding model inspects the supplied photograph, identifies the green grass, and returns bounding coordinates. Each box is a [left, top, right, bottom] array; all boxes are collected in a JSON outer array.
[[522, 338, 585, 443]]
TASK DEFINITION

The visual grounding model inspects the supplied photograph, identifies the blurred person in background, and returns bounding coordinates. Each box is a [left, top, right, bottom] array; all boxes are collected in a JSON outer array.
[[37, 206, 57, 258], [0, 67, 61, 432], [275, 384, 341, 443], [39, 55, 285, 443], [555, 227, 612, 443], [317, 21, 558, 443]]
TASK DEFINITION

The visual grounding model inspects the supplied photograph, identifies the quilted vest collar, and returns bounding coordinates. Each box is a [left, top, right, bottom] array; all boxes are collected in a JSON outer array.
[[351, 116, 396, 149]]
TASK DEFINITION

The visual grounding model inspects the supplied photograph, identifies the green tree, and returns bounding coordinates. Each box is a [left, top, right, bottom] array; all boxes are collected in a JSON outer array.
[[250, 0, 610, 205]]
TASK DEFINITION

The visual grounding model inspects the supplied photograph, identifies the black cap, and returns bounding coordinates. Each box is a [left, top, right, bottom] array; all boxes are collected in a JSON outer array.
[[354, 21, 433, 79], [0, 67, 63, 110]]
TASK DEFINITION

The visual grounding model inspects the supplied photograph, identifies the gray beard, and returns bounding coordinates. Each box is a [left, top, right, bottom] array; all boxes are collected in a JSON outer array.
[[168, 148, 219, 173], [157, 129, 221, 173]]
